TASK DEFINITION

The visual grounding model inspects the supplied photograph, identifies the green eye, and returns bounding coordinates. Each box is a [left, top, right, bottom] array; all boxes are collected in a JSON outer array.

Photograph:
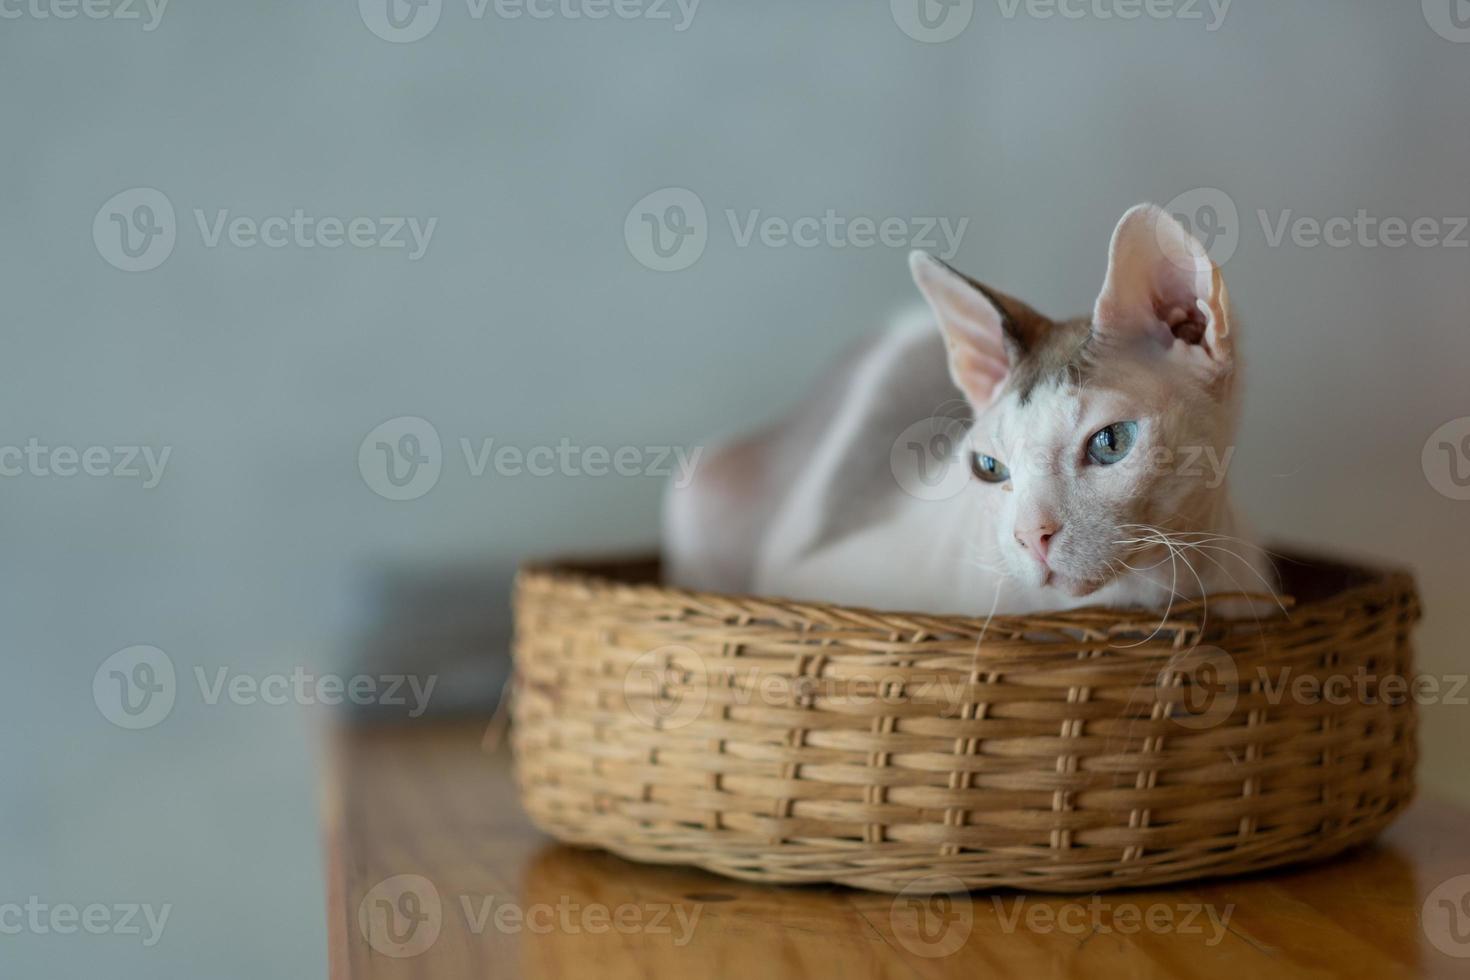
[[1087, 421, 1138, 465], [970, 451, 1010, 484]]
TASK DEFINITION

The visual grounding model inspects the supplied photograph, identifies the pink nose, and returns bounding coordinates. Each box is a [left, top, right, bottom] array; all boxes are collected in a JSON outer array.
[[1016, 523, 1059, 564]]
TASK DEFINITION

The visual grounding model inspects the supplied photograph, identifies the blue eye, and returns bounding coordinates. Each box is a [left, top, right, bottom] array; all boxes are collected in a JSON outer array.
[[1087, 421, 1138, 465], [970, 452, 1010, 484]]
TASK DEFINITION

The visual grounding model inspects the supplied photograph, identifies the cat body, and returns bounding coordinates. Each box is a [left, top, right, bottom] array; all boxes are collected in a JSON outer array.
[[665, 205, 1278, 618]]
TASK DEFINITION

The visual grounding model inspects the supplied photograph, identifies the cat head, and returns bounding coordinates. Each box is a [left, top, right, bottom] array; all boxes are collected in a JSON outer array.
[[910, 204, 1238, 598]]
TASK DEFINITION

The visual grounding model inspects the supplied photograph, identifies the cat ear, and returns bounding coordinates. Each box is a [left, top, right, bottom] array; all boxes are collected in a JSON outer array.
[[1092, 204, 1233, 371], [910, 251, 1036, 408]]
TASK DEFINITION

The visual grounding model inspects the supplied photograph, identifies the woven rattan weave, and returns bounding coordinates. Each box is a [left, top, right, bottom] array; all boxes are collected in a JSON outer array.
[[511, 554, 1418, 893]]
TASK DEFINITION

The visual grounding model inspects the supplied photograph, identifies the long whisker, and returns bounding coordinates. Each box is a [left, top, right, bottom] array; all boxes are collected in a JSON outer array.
[[964, 541, 1008, 577], [1173, 542, 1272, 634], [1170, 541, 1289, 618], [1122, 520, 1285, 609], [1111, 531, 1183, 649]]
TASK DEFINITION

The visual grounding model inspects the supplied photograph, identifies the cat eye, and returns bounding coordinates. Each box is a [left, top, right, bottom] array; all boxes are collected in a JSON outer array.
[[1087, 421, 1138, 466], [970, 451, 1011, 484]]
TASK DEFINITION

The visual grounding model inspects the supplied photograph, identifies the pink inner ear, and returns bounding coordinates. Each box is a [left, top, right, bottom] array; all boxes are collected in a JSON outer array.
[[1147, 246, 1211, 344], [1158, 297, 1208, 345], [1095, 204, 1225, 353]]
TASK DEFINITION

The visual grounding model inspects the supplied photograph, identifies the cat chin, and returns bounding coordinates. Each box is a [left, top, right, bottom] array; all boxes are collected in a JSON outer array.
[[1043, 570, 1107, 599]]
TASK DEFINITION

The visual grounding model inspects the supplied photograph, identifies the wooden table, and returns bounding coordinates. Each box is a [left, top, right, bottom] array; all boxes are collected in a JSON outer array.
[[323, 721, 1470, 979]]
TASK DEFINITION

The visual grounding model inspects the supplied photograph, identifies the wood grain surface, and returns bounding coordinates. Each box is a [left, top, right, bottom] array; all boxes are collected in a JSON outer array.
[[322, 721, 1470, 979]]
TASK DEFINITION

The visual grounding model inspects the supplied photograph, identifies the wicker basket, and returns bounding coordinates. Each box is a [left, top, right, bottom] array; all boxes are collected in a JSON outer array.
[[509, 553, 1419, 893]]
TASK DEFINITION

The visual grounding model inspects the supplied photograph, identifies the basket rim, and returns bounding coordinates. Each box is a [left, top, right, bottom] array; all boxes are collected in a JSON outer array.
[[516, 546, 1418, 636]]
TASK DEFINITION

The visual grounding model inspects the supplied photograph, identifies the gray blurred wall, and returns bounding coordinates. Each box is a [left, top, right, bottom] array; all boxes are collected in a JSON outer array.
[[5, 1, 1470, 975]]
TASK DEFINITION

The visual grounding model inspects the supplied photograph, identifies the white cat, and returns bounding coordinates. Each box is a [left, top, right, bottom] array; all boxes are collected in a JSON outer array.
[[664, 205, 1278, 618]]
